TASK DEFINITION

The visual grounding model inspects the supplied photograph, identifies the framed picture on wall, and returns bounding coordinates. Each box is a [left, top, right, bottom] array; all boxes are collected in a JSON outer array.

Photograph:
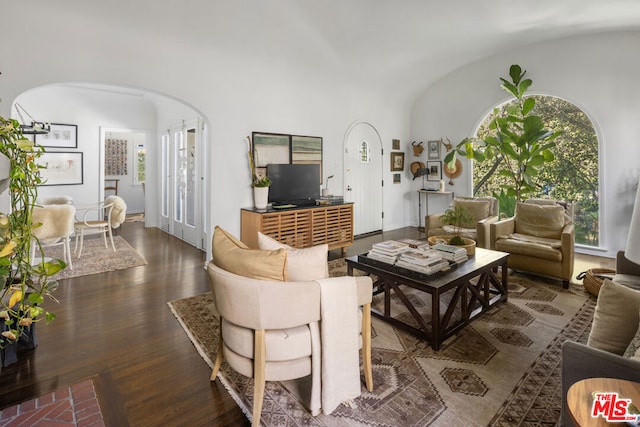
[[393, 173, 401, 184], [427, 140, 440, 160], [292, 135, 323, 183], [252, 132, 291, 167], [426, 161, 442, 181], [391, 152, 405, 171], [34, 123, 78, 148], [392, 139, 400, 150], [38, 152, 83, 185]]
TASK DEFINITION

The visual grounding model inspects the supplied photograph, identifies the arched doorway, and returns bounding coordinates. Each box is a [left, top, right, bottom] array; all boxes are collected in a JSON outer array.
[[344, 121, 383, 236]]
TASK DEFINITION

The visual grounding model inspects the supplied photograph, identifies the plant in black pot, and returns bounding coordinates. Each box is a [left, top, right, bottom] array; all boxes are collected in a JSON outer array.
[[0, 116, 66, 367]]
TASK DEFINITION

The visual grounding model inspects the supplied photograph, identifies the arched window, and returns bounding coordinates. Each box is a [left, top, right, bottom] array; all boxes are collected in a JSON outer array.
[[360, 140, 370, 163], [474, 95, 600, 247]]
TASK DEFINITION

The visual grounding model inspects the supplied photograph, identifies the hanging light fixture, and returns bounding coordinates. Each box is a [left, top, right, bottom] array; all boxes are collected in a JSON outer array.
[[14, 102, 50, 135]]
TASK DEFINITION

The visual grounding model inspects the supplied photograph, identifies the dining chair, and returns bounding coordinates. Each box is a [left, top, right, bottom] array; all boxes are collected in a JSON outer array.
[[31, 204, 76, 269], [74, 201, 116, 258]]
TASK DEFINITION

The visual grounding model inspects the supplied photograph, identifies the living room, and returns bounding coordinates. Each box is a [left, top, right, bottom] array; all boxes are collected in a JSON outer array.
[[1, 1, 640, 426]]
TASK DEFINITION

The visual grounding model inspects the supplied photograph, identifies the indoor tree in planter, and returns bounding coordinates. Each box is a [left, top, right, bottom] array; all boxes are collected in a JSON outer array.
[[444, 64, 562, 216], [0, 116, 65, 366]]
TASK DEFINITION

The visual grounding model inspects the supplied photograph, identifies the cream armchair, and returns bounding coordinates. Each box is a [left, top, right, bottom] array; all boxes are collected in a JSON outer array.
[[490, 199, 575, 288], [207, 226, 373, 426], [31, 204, 76, 269], [426, 196, 498, 248], [207, 263, 373, 426]]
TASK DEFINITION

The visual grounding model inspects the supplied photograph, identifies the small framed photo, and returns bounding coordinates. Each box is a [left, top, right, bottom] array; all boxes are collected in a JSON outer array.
[[390, 152, 405, 171], [35, 123, 78, 148], [426, 161, 442, 181], [393, 173, 401, 184], [38, 152, 83, 185], [427, 140, 441, 160], [392, 139, 400, 150]]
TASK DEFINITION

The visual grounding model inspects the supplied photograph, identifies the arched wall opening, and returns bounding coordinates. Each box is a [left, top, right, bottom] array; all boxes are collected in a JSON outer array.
[[11, 82, 211, 250]]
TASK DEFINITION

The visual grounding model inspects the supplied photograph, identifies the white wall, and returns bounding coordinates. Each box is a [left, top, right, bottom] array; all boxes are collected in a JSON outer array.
[[411, 31, 640, 257], [0, 5, 413, 246]]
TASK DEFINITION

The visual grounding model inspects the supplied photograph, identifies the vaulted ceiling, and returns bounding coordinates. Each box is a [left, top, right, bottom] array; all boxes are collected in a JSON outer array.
[[4, 0, 640, 105]]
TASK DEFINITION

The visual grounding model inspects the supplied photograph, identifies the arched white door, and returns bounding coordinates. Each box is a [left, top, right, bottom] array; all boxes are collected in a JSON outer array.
[[344, 122, 383, 236]]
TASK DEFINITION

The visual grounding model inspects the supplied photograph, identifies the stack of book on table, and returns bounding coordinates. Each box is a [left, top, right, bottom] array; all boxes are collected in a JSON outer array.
[[394, 238, 430, 250], [367, 240, 410, 264], [431, 243, 468, 264], [396, 249, 450, 275]]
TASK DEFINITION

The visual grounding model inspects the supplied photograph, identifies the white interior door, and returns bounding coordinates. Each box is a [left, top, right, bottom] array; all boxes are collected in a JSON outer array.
[[344, 122, 383, 236], [160, 119, 202, 247]]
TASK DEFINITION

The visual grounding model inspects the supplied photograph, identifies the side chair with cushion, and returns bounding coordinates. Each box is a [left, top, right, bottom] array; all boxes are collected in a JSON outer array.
[[490, 198, 575, 288], [207, 226, 373, 426], [559, 279, 640, 426], [425, 196, 498, 248], [31, 204, 76, 269]]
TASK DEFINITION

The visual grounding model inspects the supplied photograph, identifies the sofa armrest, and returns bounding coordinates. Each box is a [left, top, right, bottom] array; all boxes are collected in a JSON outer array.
[[559, 340, 640, 427], [476, 215, 499, 249], [616, 250, 640, 276], [490, 217, 515, 250]]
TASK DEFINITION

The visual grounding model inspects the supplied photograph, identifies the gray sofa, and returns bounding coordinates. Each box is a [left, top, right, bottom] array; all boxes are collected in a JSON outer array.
[[559, 251, 640, 426]]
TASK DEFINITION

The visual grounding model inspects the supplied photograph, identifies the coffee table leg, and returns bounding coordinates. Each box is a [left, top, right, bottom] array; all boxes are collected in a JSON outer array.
[[432, 289, 440, 351]]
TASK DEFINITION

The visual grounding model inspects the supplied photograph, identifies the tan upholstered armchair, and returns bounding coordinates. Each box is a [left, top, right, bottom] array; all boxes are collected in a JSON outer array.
[[207, 227, 373, 426], [425, 196, 499, 248], [490, 198, 575, 288]]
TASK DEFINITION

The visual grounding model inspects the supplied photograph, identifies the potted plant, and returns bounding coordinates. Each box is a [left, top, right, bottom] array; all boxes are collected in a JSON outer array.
[[444, 64, 562, 216], [246, 136, 272, 209], [428, 205, 477, 255], [0, 116, 65, 366]]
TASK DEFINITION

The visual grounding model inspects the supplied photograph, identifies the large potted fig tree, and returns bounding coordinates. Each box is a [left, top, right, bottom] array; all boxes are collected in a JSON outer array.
[[0, 116, 65, 366], [444, 64, 562, 217]]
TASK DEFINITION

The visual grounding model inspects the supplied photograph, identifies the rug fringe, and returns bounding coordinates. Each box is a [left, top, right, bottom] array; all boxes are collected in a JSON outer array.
[[166, 301, 253, 424]]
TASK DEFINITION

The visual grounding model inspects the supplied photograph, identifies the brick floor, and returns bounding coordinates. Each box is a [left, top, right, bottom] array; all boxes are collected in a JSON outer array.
[[0, 379, 104, 426]]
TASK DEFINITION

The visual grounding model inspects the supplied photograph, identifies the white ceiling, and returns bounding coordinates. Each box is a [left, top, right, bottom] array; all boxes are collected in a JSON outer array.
[[5, 0, 640, 104]]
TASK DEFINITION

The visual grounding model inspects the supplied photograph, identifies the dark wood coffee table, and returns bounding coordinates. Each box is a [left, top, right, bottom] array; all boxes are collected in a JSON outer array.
[[346, 247, 509, 350]]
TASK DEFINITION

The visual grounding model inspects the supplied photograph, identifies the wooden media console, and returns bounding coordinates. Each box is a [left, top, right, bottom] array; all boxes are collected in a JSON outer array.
[[241, 203, 353, 254]]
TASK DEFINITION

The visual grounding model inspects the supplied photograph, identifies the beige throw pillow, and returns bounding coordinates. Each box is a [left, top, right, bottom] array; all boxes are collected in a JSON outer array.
[[454, 199, 490, 227], [587, 279, 640, 355], [212, 226, 288, 281], [515, 202, 565, 239], [257, 232, 329, 281]]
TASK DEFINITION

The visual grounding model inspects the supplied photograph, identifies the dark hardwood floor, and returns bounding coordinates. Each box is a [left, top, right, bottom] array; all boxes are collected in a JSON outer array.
[[0, 223, 612, 426]]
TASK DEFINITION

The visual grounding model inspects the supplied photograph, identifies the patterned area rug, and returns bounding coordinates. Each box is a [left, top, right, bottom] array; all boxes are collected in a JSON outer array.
[[36, 235, 147, 280], [169, 259, 595, 426]]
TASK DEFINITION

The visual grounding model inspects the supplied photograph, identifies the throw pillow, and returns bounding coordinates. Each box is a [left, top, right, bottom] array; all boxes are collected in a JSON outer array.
[[454, 199, 490, 227], [587, 279, 640, 355], [257, 232, 329, 281], [515, 202, 565, 239], [212, 226, 288, 281], [622, 312, 640, 361]]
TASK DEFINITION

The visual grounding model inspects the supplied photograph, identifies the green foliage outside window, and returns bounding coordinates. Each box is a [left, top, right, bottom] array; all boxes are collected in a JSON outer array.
[[474, 96, 600, 246]]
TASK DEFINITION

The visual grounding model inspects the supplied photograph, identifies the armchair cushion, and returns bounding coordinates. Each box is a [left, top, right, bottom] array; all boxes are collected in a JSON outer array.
[[455, 199, 490, 227], [257, 232, 329, 281], [514, 202, 565, 239], [587, 279, 640, 355], [212, 226, 288, 281]]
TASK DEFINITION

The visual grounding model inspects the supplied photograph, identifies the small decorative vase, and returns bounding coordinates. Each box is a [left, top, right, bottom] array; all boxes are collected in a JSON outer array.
[[254, 186, 269, 210]]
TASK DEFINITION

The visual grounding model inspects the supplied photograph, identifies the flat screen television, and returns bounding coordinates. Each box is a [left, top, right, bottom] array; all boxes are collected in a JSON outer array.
[[267, 164, 320, 206]]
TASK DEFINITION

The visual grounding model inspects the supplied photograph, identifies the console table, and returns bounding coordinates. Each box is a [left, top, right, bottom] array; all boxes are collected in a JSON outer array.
[[241, 203, 353, 254], [417, 190, 454, 231]]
